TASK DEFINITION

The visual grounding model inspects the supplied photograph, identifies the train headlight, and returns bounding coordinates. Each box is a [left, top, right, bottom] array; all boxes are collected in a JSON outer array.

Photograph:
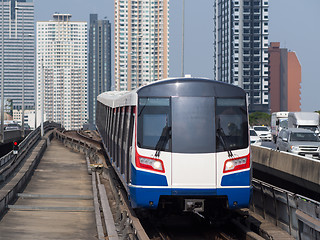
[[136, 155, 165, 173], [225, 161, 235, 171], [223, 154, 250, 173], [152, 161, 163, 170]]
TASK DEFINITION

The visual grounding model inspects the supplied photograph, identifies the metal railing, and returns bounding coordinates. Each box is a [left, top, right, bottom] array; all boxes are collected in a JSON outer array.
[[251, 179, 320, 239], [0, 121, 61, 182], [0, 121, 61, 217]]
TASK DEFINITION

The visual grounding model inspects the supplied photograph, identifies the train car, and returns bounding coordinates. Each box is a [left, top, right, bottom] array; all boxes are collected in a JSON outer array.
[[96, 78, 251, 213]]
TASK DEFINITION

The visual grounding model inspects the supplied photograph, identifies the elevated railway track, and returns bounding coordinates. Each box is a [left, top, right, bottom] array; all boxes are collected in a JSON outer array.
[[0, 125, 317, 239]]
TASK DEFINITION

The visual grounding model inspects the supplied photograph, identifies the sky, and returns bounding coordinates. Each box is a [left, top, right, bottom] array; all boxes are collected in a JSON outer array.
[[34, 0, 320, 112]]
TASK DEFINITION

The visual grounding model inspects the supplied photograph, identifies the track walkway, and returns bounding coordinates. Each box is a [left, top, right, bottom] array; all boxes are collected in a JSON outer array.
[[0, 139, 97, 240]]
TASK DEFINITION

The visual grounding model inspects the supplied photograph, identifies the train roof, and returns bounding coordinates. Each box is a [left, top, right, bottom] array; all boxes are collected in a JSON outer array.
[[138, 77, 241, 89], [97, 77, 246, 108], [97, 90, 137, 107], [137, 77, 246, 98]]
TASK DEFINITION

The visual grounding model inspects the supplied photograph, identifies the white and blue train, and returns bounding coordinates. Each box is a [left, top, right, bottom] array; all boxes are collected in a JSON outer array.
[[96, 78, 251, 213]]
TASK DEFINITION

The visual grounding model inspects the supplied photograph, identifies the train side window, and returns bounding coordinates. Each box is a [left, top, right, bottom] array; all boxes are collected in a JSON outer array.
[[107, 107, 112, 152], [122, 107, 129, 176], [119, 107, 125, 172], [106, 107, 111, 150], [102, 105, 107, 144], [115, 108, 121, 166], [111, 108, 116, 161]]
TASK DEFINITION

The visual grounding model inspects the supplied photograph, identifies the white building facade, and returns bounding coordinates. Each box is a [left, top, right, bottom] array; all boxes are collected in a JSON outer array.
[[13, 109, 47, 130], [114, 0, 169, 91], [36, 14, 87, 130], [213, 0, 269, 112]]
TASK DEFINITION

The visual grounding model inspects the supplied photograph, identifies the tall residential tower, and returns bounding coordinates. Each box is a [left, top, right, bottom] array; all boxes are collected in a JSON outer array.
[[114, 0, 169, 91], [88, 14, 111, 126], [268, 42, 301, 113], [0, 0, 35, 110], [213, 0, 269, 112], [36, 14, 87, 130]]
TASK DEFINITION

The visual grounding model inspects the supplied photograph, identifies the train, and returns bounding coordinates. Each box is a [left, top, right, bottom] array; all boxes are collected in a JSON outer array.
[[96, 77, 251, 214]]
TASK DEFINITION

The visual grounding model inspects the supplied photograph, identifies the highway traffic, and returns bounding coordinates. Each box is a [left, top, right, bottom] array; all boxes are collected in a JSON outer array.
[[251, 111, 320, 160]]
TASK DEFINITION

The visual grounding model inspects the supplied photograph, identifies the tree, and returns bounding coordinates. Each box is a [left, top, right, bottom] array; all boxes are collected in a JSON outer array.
[[249, 112, 271, 126], [4, 99, 13, 116]]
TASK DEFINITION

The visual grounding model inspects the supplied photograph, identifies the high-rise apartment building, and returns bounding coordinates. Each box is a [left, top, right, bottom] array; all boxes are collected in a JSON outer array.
[[213, 0, 269, 112], [0, 0, 35, 110], [114, 0, 169, 91], [88, 14, 111, 126], [36, 14, 87, 130], [268, 42, 301, 113]]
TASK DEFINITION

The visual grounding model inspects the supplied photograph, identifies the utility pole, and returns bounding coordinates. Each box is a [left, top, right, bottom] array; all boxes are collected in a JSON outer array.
[[41, 55, 44, 137], [181, 0, 185, 77], [15, 6, 25, 137], [1, 0, 5, 143]]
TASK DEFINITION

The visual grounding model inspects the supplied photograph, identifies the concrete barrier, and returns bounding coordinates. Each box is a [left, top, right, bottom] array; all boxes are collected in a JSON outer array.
[[251, 146, 320, 194]]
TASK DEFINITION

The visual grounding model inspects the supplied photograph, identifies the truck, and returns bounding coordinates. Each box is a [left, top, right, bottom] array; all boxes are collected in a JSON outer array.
[[271, 112, 289, 143], [288, 112, 320, 136]]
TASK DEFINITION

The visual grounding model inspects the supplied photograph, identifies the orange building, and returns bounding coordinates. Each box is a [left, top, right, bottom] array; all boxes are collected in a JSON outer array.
[[269, 42, 301, 113]]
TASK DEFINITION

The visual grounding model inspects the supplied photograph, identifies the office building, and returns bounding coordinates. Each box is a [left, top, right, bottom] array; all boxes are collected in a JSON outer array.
[[0, 0, 35, 110], [269, 42, 301, 113], [114, 0, 169, 91], [36, 14, 87, 130], [88, 14, 111, 126], [13, 109, 45, 129], [213, 0, 269, 112]]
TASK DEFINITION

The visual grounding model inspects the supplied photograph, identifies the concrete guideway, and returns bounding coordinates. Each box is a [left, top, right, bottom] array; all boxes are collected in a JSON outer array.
[[251, 145, 320, 195], [1, 126, 317, 240], [251, 146, 320, 239], [0, 139, 97, 240]]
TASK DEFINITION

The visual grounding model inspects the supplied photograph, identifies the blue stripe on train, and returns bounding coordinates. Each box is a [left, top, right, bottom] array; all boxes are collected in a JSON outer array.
[[221, 170, 251, 186], [131, 164, 168, 186], [129, 167, 251, 209]]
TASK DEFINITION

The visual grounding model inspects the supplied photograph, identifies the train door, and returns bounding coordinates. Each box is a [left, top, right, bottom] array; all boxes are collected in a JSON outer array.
[[171, 97, 217, 189]]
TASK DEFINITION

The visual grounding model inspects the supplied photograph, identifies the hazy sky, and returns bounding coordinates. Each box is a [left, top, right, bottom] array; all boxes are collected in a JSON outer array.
[[34, 0, 320, 111]]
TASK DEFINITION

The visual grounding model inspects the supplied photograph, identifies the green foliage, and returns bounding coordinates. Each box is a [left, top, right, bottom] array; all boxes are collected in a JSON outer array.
[[249, 112, 271, 126], [315, 110, 320, 115], [4, 99, 13, 116]]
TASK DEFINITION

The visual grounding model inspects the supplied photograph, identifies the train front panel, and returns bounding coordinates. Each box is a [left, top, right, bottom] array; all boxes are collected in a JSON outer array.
[[128, 79, 251, 211]]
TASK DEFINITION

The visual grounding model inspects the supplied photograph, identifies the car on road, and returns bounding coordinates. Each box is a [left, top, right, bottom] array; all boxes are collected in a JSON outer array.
[[253, 126, 272, 141], [276, 128, 320, 159], [250, 129, 262, 146], [4, 123, 21, 131]]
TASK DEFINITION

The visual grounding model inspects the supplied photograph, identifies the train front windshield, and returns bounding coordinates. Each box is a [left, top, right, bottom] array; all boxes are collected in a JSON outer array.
[[137, 98, 171, 151], [215, 98, 248, 152], [137, 97, 248, 153]]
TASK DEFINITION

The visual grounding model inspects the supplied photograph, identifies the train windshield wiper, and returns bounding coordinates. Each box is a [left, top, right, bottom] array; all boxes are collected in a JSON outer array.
[[216, 127, 234, 158], [155, 126, 171, 157]]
